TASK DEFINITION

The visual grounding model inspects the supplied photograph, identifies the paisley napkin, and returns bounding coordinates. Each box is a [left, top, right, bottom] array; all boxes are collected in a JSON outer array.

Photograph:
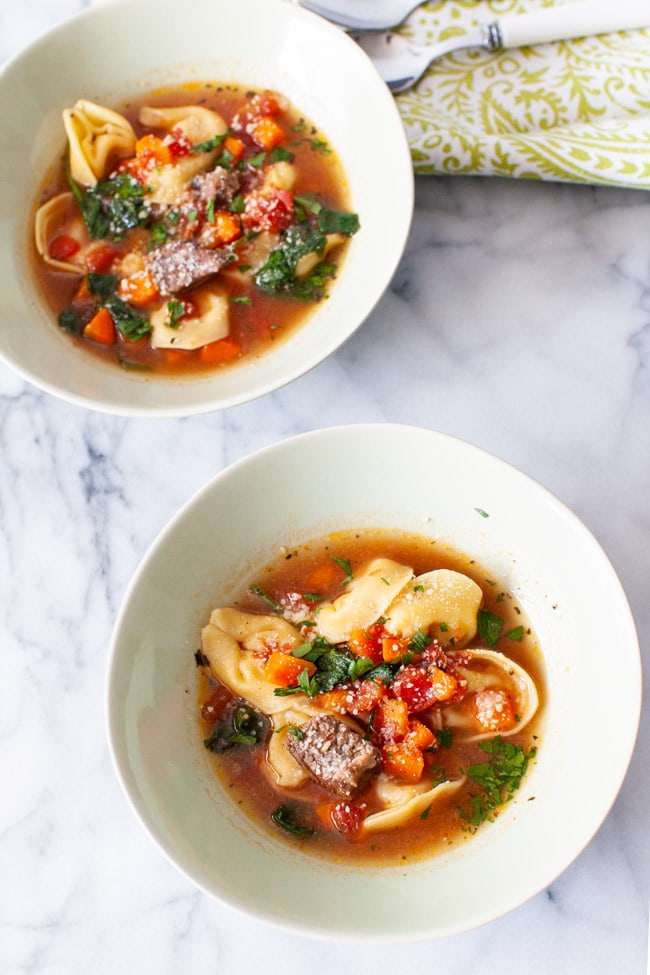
[[395, 0, 650, 187]]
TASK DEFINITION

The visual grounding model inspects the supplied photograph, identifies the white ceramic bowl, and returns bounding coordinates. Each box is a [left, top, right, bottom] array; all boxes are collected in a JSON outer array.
[[107, 424, 640, 941], [0, 0, 412, 416]]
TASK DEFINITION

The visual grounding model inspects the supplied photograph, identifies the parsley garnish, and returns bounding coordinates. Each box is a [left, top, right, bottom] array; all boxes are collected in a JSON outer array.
[[477, 609, 504, 649], [331, 556, 353, 585], [457, 737, 536, 827], [166, 299, 185, 328], [505, 626, 525, 641], [248, 585, 281, 613], [190, 133, 227, 154]]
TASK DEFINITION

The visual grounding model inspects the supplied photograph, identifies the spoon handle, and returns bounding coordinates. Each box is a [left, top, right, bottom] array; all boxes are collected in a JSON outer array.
[[497, 0, 650, 49]]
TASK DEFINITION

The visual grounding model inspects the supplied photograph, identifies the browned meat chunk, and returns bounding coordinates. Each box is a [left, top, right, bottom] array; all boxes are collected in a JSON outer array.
[[285, 714, 381, 798], [145, 239, 230, 296], [191, 166, 241, 207]]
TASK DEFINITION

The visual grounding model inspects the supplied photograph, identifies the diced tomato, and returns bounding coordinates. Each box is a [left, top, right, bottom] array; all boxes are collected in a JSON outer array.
[[264, 650, 316, 688], [49, 234, 80, 261], [84, 244, 120, 273], [82, 307, 116, 345], [391, 665, 437, 713], [166, 127, 192, 157], [198, 337, 242, 366], [250, 115, 285, 150], [242, 188, 294, 233], [327, 800, 366, 835], [118, 269, 159, 306], [373, 696, 409, 744], [382, 743, 424, 783], [253, 91, 281, 117], [201, 684, 233, 723]]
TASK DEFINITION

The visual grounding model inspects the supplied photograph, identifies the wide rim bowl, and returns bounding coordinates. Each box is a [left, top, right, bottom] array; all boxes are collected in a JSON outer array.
[[106, 423, 641, 941], [0, 0, 413, 416]]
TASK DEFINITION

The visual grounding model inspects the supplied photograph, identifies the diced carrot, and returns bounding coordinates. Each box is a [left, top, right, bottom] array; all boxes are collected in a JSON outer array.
[[264, 650, 316, 688], [135, 134, 172, 167], [118, 269, 159, 306], [313, 687, 350, 713], [163, 349, 189, 368], [224, 135, 245, 162], [50, 234, 80, 261], [250, 115, 285, 150], [382, 743, 424, 783], [374, 697, 409, 744], [82, 307, 116, 345], [75, 277, 92, 302], [473, 688, 516, 733], [406, 718, 436, 750], [428, 666, 459, 702], [382, 635, 409, 663], [348, 626, 383, 664], [304, 560, 339, 592], [198, 337, 241, 365], [202, 210, 242, 247]]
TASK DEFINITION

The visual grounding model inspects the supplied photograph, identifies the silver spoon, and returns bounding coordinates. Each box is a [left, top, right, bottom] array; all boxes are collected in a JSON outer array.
[[351, 0, 650, 92], [298, 0, 424, 31]]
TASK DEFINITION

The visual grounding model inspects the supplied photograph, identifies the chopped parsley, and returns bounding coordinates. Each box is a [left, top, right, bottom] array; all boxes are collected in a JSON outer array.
[[331, 556, 353, 585], [457, 737, 536, 827], [477, 609, 504, 649]]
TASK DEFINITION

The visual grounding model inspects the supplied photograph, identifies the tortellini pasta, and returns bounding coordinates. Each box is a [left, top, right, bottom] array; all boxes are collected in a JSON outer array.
[[362, 774, 466, 834], [149, 283, 230, 350], [34, 192, 92, 273], [384, 568, 483, 647], [315, 558, 414, 644], [63, 99, 136, 186]]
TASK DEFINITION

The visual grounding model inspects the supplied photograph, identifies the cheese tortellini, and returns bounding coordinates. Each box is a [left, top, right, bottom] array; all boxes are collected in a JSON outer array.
[[63, 99, 136, 186]]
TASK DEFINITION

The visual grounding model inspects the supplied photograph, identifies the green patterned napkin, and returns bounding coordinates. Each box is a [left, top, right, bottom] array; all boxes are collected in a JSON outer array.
[[396, 0, 650, 187]]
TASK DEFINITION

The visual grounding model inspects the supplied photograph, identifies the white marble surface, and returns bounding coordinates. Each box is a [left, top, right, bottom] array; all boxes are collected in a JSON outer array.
[[1, 1, 649, 972]]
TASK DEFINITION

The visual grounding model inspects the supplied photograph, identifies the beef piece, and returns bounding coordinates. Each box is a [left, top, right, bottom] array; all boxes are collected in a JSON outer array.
[[145, 239, 230, 296], [191, 166, 241, 207], [285, 714, 381, 799]]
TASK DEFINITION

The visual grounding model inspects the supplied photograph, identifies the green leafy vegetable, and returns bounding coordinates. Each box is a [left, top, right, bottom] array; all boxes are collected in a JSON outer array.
[[271, 805, 315, 838], [504, 626, 525, 641], [104, 296, 152, 340], [331, 556, 353, 585], [204, 703, 269, 752], [190, 133, 227, 153], [457, 737, 536, 827], [248, 585, 282, 613], [69, 171, 149, 240], [477, 610, 504, 649]]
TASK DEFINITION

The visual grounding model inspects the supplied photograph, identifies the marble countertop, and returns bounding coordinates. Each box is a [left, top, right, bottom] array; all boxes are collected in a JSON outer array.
[[1, 1, 648, 972]]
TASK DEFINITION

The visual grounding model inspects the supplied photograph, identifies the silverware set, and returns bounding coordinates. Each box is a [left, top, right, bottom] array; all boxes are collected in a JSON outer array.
[[299, 0, 650, 93]]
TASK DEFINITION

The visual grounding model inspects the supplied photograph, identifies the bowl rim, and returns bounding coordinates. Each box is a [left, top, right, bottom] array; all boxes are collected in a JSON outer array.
[[0, 0, 414, 417], [105, 422, 642, 941]]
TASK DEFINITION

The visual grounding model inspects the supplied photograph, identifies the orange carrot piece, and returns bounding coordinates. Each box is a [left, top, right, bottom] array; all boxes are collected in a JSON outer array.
[[198, 337, 241, 365], [83, 307, 116, 345], [428, 666, 459, 702], [251, 115, 285, 150], [374, 697, 410, 744], [118, 269, 159, 306], [135, 134, 172, 166], [264, 651, 316, 688], [224, 135, 245, 161], [382, 636, 409, 663], [406, 718, 436, 750], [382, 743, 424, 783]]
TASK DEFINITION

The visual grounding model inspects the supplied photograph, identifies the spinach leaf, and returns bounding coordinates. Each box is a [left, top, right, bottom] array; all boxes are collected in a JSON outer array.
[[69, 171, 150, 240], [104, 296, 152, 340], [254, 223, 327, 297], [271, 805, 315, 838]]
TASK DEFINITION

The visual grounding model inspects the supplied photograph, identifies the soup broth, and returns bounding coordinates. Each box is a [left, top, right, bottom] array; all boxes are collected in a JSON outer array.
[[197, 529, 545, 866], [33, 83, 358, 375]]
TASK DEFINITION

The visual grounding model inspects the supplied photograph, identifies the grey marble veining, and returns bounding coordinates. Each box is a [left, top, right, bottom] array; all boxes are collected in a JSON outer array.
[[1, 2, 648, 972]]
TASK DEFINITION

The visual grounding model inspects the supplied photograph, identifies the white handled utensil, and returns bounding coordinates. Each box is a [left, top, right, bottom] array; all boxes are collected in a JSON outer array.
[[352, 0, 650, 92]]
